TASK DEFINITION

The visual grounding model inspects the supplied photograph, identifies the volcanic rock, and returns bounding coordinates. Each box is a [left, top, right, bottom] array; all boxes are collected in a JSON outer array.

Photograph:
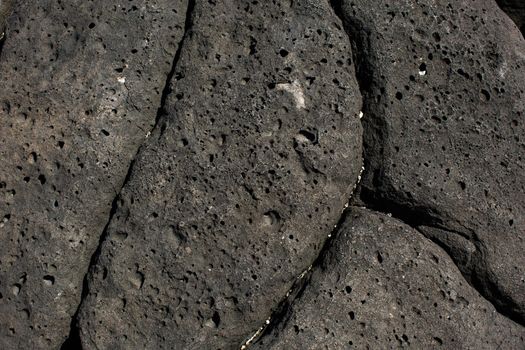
[[0, 1, 188, 348], [253, 207, 525, 349], [335, 0, 525, 323], [76, 0, 363, 348]]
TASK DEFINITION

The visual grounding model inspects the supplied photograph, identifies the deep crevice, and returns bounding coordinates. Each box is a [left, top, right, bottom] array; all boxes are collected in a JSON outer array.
[[59, 1, 196, 348], [0, 36, 5, 58], [327, 0, 524, 327], [248, 207, 356, 348], [358, 200, 525, 327], [241, 1, 370, 346]]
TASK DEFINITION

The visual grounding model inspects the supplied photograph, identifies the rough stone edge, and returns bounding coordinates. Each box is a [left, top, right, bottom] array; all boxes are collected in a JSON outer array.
[[240, 168, 364, 349], [59, 1, 196, 348], [329, 0, 525, 326], [243, 1, 525, 347]]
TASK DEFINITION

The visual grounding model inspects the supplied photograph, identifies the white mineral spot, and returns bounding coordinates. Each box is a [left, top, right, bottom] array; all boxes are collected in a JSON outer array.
[[498, 61, 508, 79], [359, 111, 364, 119], [11, 284, 20, 296], [204, 319, 216, 328], [276, 80, 306, 109], [117, 76, 126, 83]]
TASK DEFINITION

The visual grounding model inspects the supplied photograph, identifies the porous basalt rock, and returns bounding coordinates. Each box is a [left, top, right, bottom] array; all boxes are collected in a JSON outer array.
[[0, 1, 188, 348], [253, 207, 525, 349], [334, 0, 525, 323], [1, 0, 524, 348], [76, 0, 363, 348]]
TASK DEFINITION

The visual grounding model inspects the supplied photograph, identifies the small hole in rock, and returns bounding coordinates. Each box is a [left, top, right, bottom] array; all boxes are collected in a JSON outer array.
[[212, 311, 221, 327], [279, 49, 289, 57], [480, 89, 490, 101], [43, 275, 55, 286], [296, 130, 318, 144], [419, 63, 427, 75]]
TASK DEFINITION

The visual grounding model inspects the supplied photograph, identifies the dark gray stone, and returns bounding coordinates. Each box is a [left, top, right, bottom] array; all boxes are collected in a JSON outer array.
[[0, 1, 188, 348], [76, 0, 363, 348], [253, 207, 525, 349], [497, 0, 525, 34], [335, 0, 525, 322], [0, 0, 14, 41]]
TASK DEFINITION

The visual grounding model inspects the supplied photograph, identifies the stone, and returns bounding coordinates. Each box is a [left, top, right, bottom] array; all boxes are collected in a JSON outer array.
[[0, 0, 14, 41], [2, 0, 525, 348], [334, 0, 525, 323], [253, 207, 525, 349], [75, 0, 363, 348], [0, 1, 188, 348], [497, 0, 525, 34]]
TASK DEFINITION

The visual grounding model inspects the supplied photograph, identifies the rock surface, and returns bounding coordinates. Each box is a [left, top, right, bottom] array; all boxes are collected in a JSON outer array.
[[0, 1, 188, 348], [334, 0, 525, 323], [0, 0, 524, 349], [253, 207, 525, 349], [76, 0, 362, 348], [497, 0, 525, 34]]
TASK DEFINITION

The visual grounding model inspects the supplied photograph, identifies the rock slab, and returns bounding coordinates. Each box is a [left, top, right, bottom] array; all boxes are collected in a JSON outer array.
[[254, 207, 525, 349], [77, 0, 363, 348], [337, 0, 525, 322], [0, 1, 188, 348]]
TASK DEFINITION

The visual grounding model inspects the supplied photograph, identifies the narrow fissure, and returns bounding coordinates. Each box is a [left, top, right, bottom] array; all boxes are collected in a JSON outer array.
[[241, 1, 524, 346], [243, 183, 362, 349], [328, 0, 524, 328], [239, 1, 370, 346], [358, 199, 525, 327], [59, 1, 196, 348], [0, 37, 5, 58]]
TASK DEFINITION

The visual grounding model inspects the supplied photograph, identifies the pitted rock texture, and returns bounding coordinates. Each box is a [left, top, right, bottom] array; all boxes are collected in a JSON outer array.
[[253, 207, 525, 349], [0, 0, 188, 348], [0, 0, 14, 41], [334, 0, 525, 323], [76, 0, 362, 348], [497, 0, 525, 34], [1, 0, 525, 349]]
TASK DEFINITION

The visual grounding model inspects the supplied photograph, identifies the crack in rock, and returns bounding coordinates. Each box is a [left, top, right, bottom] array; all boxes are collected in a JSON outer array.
[[60, 1, 196, 348], [250, 206, 525, 349], [0, 1, 191, 348], [329, 0, 525, 326], [242, 166, 364, 349], [73, 0, 364, 348]]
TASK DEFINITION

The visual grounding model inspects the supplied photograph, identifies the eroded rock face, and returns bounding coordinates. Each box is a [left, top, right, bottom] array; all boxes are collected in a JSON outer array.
[[497, 0, 525, 34], [335, 0, 525, 322], [76, 0, 363, 348], [1, 0, 524, 348], [253, 207, 525, 349], [0, 1, 188, 348]]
